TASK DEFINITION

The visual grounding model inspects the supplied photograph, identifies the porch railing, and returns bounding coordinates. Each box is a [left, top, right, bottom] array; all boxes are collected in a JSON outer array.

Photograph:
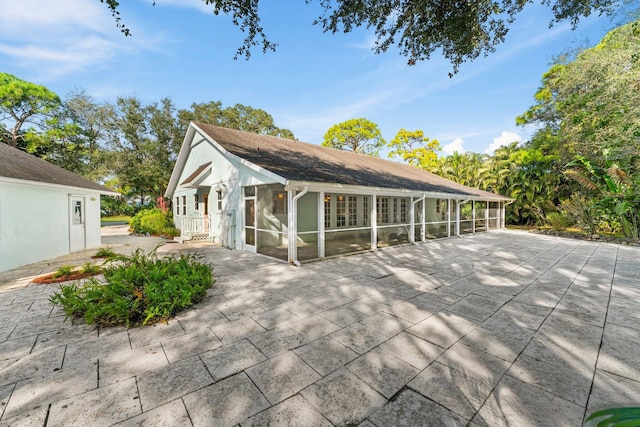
[[178, 215, 211, 237]]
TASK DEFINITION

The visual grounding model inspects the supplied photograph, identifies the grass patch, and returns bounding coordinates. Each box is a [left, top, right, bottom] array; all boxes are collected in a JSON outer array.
[[50, 249, 214, 327], [101, 215, 131, 223]]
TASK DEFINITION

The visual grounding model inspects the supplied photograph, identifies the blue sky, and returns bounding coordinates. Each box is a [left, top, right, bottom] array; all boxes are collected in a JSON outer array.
[[0, 0, 617, 156]]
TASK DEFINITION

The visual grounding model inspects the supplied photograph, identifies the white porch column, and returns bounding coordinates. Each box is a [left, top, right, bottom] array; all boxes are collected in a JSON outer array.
[[447, 198, 451, 237], [472, 200, 476, 233], [501, 202, 506, 229], [371, 194, 377, 250], [287, 189, 296, 263], [455, 200, 461, 236], [421, 197, 426, 242], [318, 191, 325, 258], [409, 196, 415, 243]]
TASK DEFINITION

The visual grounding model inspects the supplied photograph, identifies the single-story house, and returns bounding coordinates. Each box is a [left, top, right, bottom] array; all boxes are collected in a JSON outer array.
[[165, 122, 511, 264], [0, 143, 118, 272]]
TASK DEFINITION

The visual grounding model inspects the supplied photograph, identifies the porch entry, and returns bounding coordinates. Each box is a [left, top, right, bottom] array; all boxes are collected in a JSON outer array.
[[69, 196, 86, 252], [243, 186, 256, 251]]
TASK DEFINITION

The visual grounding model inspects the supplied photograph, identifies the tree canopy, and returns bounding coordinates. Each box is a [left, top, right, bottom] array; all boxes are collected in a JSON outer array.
[[99, 0, 624, 74], [0, 72, 61, 148], [518, 20, 640, 164], [388, 129, 441, 170], [322, 118, 385, 156]]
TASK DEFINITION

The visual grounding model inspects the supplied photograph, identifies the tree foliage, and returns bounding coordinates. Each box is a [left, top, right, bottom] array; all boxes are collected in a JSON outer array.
[[0, 72, 61, 147], [98, 0, 623, 74], [1, 73, 294, 207], [179, 101, 294, 139], [388, 129, 441, 170], [518, 20, 640, 164], [322, 118, 385, 156]]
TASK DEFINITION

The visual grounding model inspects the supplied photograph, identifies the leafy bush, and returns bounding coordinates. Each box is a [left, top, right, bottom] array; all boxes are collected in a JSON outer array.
[[50, 250, 213, 327], [546, 212, 571, 231], [560, 194, 602, 235], [129, 208, 179, 236]]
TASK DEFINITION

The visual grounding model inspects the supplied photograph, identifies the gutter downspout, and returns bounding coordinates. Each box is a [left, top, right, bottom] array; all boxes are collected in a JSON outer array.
[[290, 186, 309, 267], [412, 195, 426, 244], [456, 198, 472, 237]]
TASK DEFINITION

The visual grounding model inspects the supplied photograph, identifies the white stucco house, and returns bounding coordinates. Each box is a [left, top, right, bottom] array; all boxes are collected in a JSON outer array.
[[166, 122, 511, 265], [0, 143, 118, 272]]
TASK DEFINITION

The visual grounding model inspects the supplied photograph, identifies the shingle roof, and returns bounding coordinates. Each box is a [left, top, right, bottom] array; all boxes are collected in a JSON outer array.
[[194, 123, 508, 199], [0, 143, 116, 194]]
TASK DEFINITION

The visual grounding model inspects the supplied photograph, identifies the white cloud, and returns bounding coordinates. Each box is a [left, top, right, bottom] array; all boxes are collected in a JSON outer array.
[[484, 131, 523, 154], [443, 137, 466, 155], [0, 0, 161, 79]]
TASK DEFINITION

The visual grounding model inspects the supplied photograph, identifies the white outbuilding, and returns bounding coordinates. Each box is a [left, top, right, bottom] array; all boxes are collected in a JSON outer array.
[[166, 122, 511, 265], [0, 143, 118, 272]]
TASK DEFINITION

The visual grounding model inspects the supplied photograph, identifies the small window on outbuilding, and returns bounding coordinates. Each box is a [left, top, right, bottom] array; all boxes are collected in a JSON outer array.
[[175, 197, 180, 216], [217, 190, 223, 212], [194, 194, 199, 211], [182, 196, 186, 215]]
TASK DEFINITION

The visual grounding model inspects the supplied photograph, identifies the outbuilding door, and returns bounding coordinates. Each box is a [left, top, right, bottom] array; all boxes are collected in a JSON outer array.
[[69, 196, 86, 252]]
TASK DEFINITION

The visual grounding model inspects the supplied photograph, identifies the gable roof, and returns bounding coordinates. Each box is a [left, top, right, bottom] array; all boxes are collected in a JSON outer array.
[[192, 123, 508, 200], [180, 162, 212, 185], [0, 143, 117, 194]]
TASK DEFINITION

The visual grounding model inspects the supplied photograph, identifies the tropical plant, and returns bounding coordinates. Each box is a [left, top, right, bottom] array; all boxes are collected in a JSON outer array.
[[546, 212, 571, 231], [52, 265, 75, 279], [93, 247, 118, 259], [50, 250, 214, 327], [564, 155, 640, 238]]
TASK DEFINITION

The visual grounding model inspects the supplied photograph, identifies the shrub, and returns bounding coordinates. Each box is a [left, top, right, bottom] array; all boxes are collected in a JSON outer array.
[[546, 212, 571, 231], [129, 208, 178, 236], [93, 247, 117, 259], [81, 262, 102, 275], [53, 265, 75, 279], [50, 250, 214, 327]]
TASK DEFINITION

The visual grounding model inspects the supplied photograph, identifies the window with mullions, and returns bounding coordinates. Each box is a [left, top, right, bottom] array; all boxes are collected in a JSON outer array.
[[348, 196, 357, 226], [377, 197, 389, 224], [400, 198, 407, 223], [363, 197, 369, 226], [182, 196, 186, 215], [217, 190, 223, 212], [194, 194, 199, 211], [175, 197, 179, 215], [324, 194, 331, 228], [336, 195, 346, 227]]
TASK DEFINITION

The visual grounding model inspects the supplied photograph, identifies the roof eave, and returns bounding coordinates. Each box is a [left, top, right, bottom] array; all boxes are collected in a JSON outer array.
[[0, 176, 119, 196]]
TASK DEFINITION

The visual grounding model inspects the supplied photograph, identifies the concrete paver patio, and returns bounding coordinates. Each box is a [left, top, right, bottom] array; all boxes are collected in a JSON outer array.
[[1, 229, 639, 426]]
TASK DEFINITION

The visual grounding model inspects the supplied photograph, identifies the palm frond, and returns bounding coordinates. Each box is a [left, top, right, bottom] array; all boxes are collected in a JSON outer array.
[[563, 169, 598, 191]]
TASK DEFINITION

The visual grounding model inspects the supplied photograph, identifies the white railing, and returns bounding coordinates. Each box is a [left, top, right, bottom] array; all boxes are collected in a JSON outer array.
[[178, 216, 210, 236]]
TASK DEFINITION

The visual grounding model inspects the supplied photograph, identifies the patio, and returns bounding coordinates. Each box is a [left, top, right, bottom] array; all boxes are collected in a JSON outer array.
[[0, 230, 638, 426]]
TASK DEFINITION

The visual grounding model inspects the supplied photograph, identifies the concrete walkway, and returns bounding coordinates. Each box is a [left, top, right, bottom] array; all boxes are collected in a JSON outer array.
[[0, 230, 639, 426]]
